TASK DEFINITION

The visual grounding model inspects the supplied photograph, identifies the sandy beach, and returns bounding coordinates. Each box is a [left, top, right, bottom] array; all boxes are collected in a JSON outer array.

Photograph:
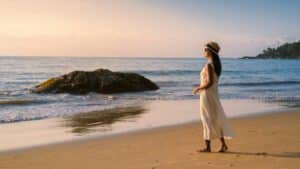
[[0, 108, 299, 169], [1, 1, 300, 169]]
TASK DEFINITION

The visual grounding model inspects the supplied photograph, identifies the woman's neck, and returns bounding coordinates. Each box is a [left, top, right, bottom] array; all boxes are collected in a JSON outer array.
[[207, 57, 213, 63]]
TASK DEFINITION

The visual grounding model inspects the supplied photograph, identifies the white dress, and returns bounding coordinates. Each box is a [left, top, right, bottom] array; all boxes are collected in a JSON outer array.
[[199, 62, 235, 140]]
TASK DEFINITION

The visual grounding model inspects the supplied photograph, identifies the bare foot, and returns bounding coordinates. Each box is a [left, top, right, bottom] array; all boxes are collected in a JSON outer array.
[[197, 148, 211, 153], [218, 145, 228, 153]]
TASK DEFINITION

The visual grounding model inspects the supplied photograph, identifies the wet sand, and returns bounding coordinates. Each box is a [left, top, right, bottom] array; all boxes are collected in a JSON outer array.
[[0, 109, 299, 169], [0, 99, 284, 152]]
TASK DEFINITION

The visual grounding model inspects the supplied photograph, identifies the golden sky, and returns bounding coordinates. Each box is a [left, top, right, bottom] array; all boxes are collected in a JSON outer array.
[[0, 0, 299, 57]]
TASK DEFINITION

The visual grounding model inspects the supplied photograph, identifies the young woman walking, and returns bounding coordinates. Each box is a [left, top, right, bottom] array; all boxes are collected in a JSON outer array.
[[193, 41, 235, 153]]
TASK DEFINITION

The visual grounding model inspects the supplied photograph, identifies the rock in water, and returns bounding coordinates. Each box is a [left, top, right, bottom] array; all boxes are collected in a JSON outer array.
[[32, 69, 159, 94]]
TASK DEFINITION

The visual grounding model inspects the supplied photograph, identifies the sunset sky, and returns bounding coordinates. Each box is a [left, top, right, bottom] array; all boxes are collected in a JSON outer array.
[[0, 0, 299, 57]]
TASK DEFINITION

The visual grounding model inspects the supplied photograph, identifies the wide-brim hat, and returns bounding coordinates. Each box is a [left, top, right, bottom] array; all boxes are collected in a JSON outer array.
[[205, 41, 220, 54]]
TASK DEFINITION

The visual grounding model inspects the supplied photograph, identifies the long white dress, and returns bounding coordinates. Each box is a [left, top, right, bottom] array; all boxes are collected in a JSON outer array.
[[199, 62, 235, 140]]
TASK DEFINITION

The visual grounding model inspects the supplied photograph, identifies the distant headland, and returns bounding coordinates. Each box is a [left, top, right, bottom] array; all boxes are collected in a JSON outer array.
[[241, 40, 300, 59]]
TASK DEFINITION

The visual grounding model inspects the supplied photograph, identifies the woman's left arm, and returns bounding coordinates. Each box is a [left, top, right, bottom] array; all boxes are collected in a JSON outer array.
[[193, 64, 214, 95]]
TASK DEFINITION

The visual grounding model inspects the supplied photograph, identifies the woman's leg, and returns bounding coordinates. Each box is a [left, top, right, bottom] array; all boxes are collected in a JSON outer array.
[[198, 118, 212, 152], [197, 140, 211, 152], [219, 130, 228, 152]]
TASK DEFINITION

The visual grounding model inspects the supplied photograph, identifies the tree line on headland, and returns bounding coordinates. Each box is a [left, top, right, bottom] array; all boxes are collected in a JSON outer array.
[[241, 40, 300, 59]]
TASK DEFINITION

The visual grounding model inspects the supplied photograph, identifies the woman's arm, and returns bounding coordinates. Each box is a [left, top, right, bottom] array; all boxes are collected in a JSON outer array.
[[193, 64, 214, 95]]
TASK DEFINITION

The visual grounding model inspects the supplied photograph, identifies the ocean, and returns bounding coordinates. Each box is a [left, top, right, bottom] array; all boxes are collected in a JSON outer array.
[[1, 57, 300, 123]]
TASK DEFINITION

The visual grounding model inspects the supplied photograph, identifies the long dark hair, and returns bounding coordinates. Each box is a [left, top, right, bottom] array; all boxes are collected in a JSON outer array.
[[211, 52, 222, 77]]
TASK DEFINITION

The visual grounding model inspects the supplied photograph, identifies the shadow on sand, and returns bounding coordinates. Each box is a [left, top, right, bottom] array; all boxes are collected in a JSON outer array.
[[64, 106, 146, 134], [224, 151, 300, 159]]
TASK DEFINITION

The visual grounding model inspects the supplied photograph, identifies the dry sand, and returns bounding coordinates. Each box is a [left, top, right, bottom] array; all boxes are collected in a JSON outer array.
[[0, 111, 299, 169]]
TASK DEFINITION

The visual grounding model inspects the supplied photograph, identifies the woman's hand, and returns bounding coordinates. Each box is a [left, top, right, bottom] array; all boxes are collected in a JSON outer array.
[[193, 87, 200, 95]]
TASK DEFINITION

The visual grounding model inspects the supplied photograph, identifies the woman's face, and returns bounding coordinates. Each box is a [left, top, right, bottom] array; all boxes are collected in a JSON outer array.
[[204, 48, 210, 58]]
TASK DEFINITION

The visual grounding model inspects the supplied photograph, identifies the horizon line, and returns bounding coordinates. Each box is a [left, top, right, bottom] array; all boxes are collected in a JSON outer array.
[[0, 55, 239, 59]]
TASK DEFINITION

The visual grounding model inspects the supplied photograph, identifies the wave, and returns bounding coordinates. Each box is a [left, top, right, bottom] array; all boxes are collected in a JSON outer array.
[[220, 80, 300, 87], [155, 81, 190, 87], [131, 69, 257, 76], [0, 89, 30, 97], [156, 80, 300, 88], [0, 116, 48, 123], [132, 70, 199, 76]]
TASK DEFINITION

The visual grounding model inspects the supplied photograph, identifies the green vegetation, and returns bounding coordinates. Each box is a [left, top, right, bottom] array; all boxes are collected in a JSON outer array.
[[257, 40, 300, 58], [242, 40, 300, 59]]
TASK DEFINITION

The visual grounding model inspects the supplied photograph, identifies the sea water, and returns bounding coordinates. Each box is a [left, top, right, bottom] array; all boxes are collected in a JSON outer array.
[[0, 57, 299, 123]]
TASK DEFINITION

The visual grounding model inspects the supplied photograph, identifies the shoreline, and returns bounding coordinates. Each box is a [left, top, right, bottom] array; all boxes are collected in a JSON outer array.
[[0, 108, 299, 169], [0, 99, 298, 154], [1, 108, 297, 155]]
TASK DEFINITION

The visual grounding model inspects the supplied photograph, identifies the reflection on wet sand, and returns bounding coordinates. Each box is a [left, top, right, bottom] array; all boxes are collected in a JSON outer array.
[[64, 106, 147, 134]]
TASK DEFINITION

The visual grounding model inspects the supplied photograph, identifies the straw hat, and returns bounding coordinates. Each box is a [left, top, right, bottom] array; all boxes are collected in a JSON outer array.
[[205, 41, 220, 54]]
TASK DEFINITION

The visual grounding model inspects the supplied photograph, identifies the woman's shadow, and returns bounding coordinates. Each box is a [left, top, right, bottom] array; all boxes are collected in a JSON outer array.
[[223, 151, 300, 159]]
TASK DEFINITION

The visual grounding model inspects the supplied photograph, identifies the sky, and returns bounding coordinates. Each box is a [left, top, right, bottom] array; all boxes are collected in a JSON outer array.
[[0, 0, 299, 58]]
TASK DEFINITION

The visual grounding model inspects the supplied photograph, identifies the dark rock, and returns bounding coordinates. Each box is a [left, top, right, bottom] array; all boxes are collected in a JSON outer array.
[[32, 69, 159, 94]]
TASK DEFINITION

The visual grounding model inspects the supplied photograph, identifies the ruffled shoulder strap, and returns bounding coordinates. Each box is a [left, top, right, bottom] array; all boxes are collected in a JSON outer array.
[[206, 62, 215, 71]]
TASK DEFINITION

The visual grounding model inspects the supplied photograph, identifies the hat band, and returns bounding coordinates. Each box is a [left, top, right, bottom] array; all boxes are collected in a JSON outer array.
[[206, 44, 218, 54]]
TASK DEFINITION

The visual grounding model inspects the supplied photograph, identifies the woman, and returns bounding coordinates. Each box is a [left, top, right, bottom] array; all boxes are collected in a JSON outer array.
[[193, 41, 235, 153]]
